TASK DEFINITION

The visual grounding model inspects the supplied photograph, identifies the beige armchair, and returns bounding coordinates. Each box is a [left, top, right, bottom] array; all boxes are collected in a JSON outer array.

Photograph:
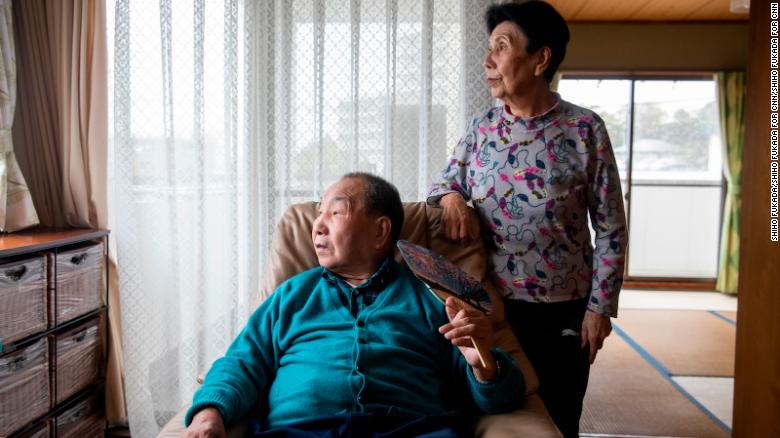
[[158, 202, 561, 437]]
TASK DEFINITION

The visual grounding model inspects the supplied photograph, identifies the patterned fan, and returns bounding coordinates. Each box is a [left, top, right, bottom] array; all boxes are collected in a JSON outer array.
[[397, 240, 493, 370], [397, 240, 491, 314]]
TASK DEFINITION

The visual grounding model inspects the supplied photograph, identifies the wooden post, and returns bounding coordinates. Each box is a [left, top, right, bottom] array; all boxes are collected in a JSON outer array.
[[733, 0, 780, 435]]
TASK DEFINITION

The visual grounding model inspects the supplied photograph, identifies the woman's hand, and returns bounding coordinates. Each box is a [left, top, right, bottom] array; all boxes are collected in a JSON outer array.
[[182, 408, 226, 438], [580, 310, 612, 364], [439, 297, 497, 381], [440, 193, 480, 245]]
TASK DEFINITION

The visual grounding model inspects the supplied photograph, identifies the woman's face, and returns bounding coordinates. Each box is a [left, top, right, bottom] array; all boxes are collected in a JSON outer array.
[[483, 21, 542, 103]]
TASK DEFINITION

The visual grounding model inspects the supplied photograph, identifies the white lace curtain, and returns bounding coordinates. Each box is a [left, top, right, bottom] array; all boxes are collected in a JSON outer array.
[[108, 0, 491, 435]]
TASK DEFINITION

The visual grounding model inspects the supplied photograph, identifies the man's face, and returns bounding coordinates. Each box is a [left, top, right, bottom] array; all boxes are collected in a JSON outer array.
[[312, 177, 380, 276]]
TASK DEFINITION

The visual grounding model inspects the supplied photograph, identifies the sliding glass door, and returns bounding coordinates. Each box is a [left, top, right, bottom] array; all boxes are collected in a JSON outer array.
[[558, 78, 724, 280]]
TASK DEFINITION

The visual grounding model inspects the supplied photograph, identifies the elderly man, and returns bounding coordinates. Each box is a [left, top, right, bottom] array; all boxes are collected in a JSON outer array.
[[183, 172, 524, 437]]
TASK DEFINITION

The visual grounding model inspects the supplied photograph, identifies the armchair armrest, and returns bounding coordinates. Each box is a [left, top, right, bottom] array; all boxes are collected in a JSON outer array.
[[476, 394, 562, 438], [156, 404, 252, 438]]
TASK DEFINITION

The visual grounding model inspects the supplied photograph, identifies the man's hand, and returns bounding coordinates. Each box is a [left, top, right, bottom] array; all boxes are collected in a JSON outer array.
[[439, 297, 497, 381], [580, 310, 612, 364], [440, 193, 480, 245], [182, 407, 226, 438]]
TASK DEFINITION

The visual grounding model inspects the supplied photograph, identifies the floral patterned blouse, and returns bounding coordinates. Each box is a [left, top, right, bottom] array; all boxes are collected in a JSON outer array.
[[427, 96, 627, 317]]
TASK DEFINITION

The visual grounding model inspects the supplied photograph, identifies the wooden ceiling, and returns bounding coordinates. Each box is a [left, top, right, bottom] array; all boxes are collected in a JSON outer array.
[[545, 0, 749, 22]]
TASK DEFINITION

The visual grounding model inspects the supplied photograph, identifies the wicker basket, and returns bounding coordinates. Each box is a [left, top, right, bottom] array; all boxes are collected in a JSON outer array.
[[54, 244, 105, 325], [0, 256, 47, 350], [55, 318, 102, 405], [0, 338, 50, 437], [55, 393, 104, 438]]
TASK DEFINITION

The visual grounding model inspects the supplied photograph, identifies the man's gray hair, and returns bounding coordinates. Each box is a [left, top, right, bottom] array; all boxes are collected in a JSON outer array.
[[343, 172, 405, 245]]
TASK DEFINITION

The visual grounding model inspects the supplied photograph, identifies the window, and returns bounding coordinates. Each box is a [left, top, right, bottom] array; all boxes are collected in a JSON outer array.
[[558, 78, 724, 279]]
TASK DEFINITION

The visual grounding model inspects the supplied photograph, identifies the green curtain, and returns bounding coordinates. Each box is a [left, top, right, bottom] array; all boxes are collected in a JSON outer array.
[[715, 71, 745, 294]]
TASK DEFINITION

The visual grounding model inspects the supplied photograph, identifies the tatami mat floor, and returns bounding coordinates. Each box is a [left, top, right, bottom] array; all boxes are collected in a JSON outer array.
[[581, 290, 737, 437], [671, 377, 734, 428]]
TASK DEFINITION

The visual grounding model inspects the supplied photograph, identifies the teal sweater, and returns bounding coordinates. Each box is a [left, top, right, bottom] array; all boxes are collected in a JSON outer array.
[[185, 258, 525, 428]]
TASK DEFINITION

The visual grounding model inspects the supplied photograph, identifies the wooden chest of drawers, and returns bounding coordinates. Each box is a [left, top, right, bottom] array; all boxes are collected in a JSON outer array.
[[0, 230, 109, 438]]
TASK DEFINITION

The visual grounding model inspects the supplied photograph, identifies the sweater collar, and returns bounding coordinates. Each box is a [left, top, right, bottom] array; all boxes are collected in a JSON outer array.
[[321, 255, 398, 290], [501, 92, 563, 131]]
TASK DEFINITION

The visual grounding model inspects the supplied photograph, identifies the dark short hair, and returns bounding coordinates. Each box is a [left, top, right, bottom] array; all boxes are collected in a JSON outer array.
[[343, 172, 405, 246], [485, 1, 569, 83]]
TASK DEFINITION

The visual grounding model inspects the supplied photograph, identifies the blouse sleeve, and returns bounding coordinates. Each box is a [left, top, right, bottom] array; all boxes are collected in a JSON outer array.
[[426, 118, 480, 205], [586, 115, 628, 317]]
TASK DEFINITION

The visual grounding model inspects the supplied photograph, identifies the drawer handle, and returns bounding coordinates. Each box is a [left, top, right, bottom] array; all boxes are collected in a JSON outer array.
[[5, 356, 27, 372], [3, 265, 27, 281], [74, 330, 87, 343], [70, 253, 88, 265], [70, 404, 91, 421]]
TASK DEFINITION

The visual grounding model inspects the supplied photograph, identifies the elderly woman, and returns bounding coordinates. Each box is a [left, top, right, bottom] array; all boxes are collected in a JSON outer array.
[[427, 2, 627, 437]]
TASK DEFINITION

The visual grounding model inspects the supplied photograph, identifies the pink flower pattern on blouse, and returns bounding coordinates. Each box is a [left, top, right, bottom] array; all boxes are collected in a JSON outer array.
[[428, 96, 627, 317]]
